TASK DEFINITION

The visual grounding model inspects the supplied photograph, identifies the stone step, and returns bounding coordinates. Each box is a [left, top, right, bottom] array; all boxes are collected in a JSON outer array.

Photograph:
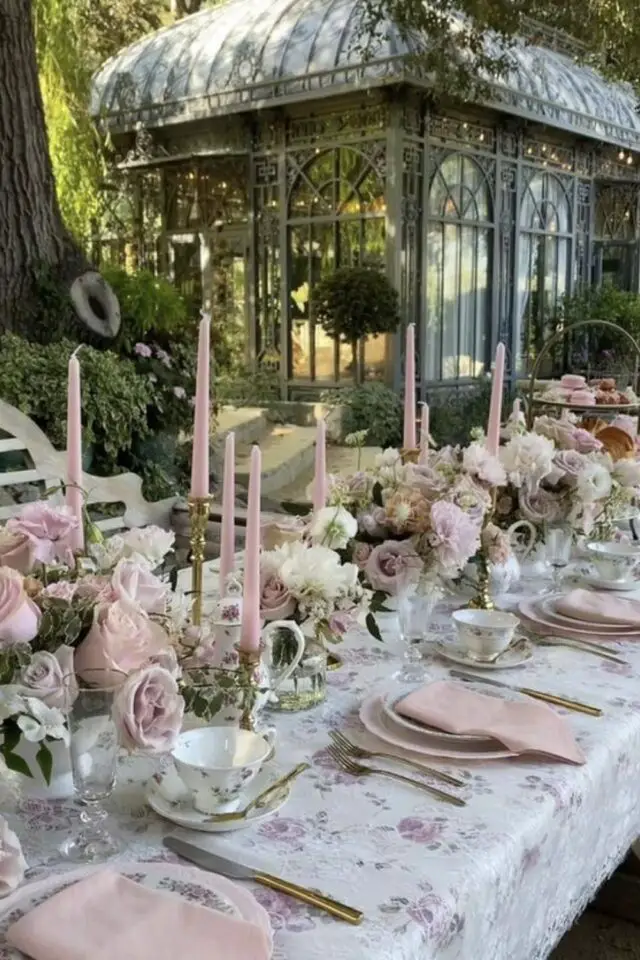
[[275, 445, 383, 504], [235, 423, 317, 497], [216, 406, 268, 447]]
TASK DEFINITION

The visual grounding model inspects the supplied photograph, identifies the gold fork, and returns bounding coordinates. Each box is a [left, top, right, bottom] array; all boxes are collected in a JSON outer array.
[[329, 730, 465, 788], [328, 743, 466, 807]]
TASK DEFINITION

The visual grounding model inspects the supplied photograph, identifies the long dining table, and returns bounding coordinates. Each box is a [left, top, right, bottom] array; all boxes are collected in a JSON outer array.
[[5, 565, 640, 960]]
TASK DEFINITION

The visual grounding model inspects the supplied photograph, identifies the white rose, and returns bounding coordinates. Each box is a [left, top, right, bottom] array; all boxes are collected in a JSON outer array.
[[309, 506, 357, 550], [111, 559, 167, 614], [18, 645, 77, 712], [613, 459, 640, 488], [0, 816, 27, 895], [576, 462, 612, 503], [120, 526, 175, 568]]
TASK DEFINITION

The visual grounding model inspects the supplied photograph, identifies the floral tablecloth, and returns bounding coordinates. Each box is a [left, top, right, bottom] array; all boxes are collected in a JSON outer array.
[[5, 580, 640, 960]]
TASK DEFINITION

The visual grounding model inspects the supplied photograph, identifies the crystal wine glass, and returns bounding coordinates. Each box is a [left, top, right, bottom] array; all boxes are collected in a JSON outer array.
[[544, 523, 573, 593], [60, 678, 121, 863], [393, 580, 440, 683]]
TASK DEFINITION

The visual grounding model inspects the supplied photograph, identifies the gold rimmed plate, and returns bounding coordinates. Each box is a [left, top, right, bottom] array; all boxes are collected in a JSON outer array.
[[381, 693, 495, 746]]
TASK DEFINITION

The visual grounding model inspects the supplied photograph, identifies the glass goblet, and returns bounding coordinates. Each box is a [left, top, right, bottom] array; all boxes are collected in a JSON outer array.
[[393, 586, 439, 684], [544, 523, 573, 593], [60, 679, 121, 863]]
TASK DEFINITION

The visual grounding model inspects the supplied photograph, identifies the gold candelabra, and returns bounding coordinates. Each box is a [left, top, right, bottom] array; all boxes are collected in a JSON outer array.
[[237, 649, 260, 732], [188, 495, 211, 627], [468, 488, 498, 611]]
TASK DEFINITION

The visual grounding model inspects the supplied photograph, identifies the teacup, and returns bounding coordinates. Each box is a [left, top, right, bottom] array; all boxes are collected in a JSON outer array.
[[452, 609, 519, 662], [586, 541, 640, 582], [172, 727, 274, 815]]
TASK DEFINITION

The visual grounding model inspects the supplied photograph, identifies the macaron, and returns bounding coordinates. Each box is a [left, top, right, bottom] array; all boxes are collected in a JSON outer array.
[[569, 389, 596, 406], [560, 374, 586, 390]]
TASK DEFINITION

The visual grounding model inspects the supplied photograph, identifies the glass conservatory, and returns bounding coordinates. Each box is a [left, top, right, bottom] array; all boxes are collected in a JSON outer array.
[[90, 0, 640, 398]]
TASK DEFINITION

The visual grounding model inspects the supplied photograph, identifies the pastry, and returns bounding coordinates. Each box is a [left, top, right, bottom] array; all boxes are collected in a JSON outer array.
[[596, 425, 635, 460], [560, 374, 586, 390], [569, 389, 596, 406]]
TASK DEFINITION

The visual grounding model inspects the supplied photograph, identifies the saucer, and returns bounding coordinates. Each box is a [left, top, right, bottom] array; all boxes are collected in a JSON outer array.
[[434, 638, 532, 670], [582, 574, 639, 593], [147, 764, 290, 833]]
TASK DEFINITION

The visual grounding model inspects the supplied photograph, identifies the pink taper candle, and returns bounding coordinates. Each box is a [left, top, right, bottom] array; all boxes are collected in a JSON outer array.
[[403, 323, 417, 450], [190, 313, 211, 499], [486, 342, 506, 456], [419, 403, 430, 465], [312, 417, 327, 511], [241, 445, 262, 653], [219, 431, 235, 596], [66, 351, 84, 553]]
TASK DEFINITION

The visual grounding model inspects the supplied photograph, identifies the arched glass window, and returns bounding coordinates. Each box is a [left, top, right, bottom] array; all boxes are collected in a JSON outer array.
[[287, 146, 386, 382], [593, 184, 639, 290], [426, 154, 492, 380], [516, 172, 572, 372]]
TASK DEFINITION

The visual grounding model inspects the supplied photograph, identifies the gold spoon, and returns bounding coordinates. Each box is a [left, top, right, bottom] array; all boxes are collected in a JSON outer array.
[[207, 763, 310, 823]]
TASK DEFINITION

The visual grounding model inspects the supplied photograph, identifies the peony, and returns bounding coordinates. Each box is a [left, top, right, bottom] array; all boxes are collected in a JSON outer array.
[[111, 559, 167, 614], [7, 503, 78, 566], [553, 450, 588, 482], [0, 815, 27, 896], [518, 487, 562, 526], [309, 506, 358, 550], [462, 442, 507, 486], [42, 580, 77, 603], [265, 541, 360, 622], [500, 433, 556, 491], [18, 645, 77, 712], [74, 601, 170, 686], [575, 462, 612, 503], [112, 665, 184, 755], [428, 501, 480, 575], [0, 529, 34, 575], [481, 523, 511, 566], [365, 540, 422, 595], [260, 574, 296, 621], [613, 458, 640, 488], [0, 569, 40, 646]]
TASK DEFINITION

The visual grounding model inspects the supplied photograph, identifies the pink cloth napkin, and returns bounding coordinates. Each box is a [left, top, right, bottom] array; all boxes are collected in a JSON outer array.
[[7, 870, 271, 960], [556, 589, 640, 627], [396, 681, 585, 764]]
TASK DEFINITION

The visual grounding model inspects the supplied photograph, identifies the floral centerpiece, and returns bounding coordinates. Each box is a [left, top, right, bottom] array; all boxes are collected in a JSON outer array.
[[0, 502, 184, 786], [494, 413, 640, 540], [324, 444, 506, 634]]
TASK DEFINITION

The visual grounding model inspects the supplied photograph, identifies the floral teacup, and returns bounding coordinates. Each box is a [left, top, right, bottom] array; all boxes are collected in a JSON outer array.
[[452, 609, 519, 662], [586, 541, 640, 582], [172, 727, 274, 815]]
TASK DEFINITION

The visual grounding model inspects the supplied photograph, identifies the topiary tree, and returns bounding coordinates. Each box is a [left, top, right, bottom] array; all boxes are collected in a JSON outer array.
[[313, 265, 401, 383]]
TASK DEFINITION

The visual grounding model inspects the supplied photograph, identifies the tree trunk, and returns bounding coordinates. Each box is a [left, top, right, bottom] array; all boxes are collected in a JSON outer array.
[[0, 0, 119, 338]]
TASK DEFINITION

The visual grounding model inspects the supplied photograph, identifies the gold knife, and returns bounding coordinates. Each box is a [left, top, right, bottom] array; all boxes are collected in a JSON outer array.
[[164, 837, 364, 925], [449, 670, 603, 717]]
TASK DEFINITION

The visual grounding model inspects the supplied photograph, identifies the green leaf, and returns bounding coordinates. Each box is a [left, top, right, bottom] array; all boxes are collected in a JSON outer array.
[[371, 482, 384, 507], [4, 751, 33, 779], [36, 742, 54, 785], [365, 612, 383, 642], [2, 718, 21, 754], [369, 590, 391, 614]]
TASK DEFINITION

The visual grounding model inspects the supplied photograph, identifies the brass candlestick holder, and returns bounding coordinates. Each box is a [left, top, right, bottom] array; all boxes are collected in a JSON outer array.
[[188, 495, 211, 627], [401, 447, 420, 465], [468, 488, 498, 611], [237, 648, 260, 732]]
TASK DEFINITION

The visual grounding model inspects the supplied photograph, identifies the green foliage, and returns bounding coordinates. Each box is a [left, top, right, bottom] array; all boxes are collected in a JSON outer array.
[[313, 267, 401, 345], [559, 285, 640, 379], [333, 382, 403, 449], [103, 267, 195, 351], [0, 332, 152, 471], [33, 597, 95, 653], [216, 367, 281, 406], [1, 719, 33, 780], [429, 379, 493, 447]]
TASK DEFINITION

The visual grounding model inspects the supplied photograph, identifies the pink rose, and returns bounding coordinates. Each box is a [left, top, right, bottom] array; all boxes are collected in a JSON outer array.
[[553, 450, 587, 482], [352, 541, 372, 569], [518, 487, 562, 525], [365, 540, 422, 595], [328, 611, 356, 636], [429, 501, 480, 574], [7, 502, 78, 566], [0, 816, 27, 896], [403, 464, 449, 500], [0, 568, 40, 646], [572, 429, 603, 454], [42, 580, 77, 603], [260, 575, 296, 621], [112, 665, 184, 755], [358, 507, 388, 538], [111, 559, 167, 614], [0, 530, 34, 574], [74, 601, 170, 686], [18, 645, 77, 711]]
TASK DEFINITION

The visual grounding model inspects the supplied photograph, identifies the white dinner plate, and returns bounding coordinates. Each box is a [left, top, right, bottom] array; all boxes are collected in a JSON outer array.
[[582, 574, 639, 593], [519, 597, 638, 640], [537, 595, 639, 633], [148, 764, 290, 833], [360, 695, 516, 760], [382, 693, 492, 744], [0, 862, 272, 960]]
